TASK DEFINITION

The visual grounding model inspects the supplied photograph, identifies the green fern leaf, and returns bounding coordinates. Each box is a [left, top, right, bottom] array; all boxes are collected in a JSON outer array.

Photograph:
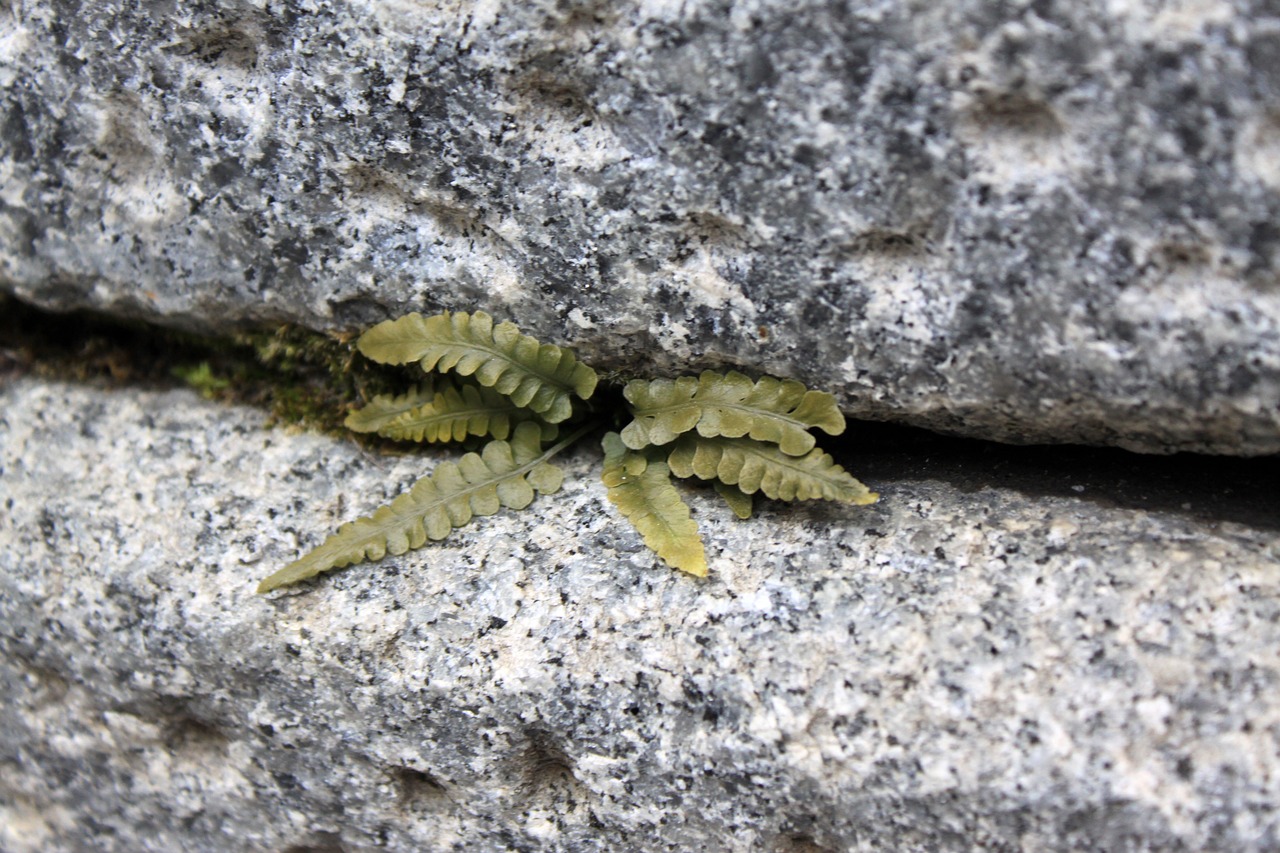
[[258, 421, 568, 592], [379, 382, 528, 443], [601, 432, 707, 577], [344, 383, 435, 434], [356, 311, 598, 423], [621, 370, 844, 455], [714, 480, 754, 519], [667, 435, 878, 505]]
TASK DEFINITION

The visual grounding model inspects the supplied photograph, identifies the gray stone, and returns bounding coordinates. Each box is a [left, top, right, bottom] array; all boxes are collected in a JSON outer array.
[[2, 1, 1280, 453], [3, 376, 1279, 850]]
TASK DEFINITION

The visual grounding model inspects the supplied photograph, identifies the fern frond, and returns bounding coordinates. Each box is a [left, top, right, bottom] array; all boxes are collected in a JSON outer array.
[[257, 422, 570, 593], [344, 383, 435, 434], [667, 435, 878, 505], [714, 480, 754, 519], [601, 432, 707, 577], [379, 382, 528, 443], [621, 370, 845, 454], [356, 311, 598, 423]]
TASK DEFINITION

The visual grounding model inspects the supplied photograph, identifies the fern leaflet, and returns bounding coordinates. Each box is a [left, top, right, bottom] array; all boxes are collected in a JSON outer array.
[[601, 432, 707, 577], [714, 480, 754, 519], [344, 383, 435, 434], [260, 310, 880, 591], [356, 310, 597, 423], [379, 382, 530, 443], [258, 422, 577, 592], [621, 370, 844, 454], [666, 434, 878, 505]]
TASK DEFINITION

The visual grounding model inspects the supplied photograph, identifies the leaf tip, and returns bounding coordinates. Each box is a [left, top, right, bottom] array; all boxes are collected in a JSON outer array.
[[676, 555, 709, 577], [255, 574, 286, 595]]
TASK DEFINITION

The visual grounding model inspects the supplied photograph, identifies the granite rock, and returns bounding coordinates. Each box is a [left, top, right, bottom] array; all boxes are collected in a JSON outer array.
[[3, 376, 1279, 851], [2, 1, 1280, 453]]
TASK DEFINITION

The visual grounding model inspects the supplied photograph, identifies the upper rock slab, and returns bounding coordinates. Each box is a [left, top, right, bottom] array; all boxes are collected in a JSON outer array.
[[2, 0, 1278, 453]]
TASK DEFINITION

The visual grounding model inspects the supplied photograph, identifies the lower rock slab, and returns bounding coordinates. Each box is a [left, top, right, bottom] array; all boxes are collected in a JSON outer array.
[[1, 377, 1278, 851]]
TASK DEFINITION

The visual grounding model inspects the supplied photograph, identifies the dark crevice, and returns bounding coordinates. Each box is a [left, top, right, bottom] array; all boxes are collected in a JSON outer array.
[[389, 765, 451, 805], [2, 292, 1276, 532], [0, 291, 405, 438], [280, 835, 345, 853], [836, 422, 1280, 533]]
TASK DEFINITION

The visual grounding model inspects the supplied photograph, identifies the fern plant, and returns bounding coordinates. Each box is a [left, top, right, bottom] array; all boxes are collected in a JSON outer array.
[[256, 311, 877, 592]]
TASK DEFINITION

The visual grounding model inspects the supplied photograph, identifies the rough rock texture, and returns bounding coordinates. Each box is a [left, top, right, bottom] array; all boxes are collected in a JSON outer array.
[[3, 376, 1279, 851], [3, 0, 1280, 453]]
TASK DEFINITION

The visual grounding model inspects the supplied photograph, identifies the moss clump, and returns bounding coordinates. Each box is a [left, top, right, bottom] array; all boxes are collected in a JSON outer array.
[[171, 362, 232, 399], [0, 294, 404, 439]]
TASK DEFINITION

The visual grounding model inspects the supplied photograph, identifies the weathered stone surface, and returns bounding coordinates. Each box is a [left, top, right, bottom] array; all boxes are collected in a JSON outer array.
[[2, 1, 1279, 453], [3, 376, 1279, 851]]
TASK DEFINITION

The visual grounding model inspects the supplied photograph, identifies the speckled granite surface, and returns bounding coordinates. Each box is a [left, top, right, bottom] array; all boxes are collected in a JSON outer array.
[[3, 0, 1280, 452], [3, 377, 1278, 851]]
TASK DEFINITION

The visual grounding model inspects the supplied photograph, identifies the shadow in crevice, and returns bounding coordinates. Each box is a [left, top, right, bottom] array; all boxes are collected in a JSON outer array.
[[838, 422, 1280, 533], [519, 729, 582, 799], [389, 764, 452, 810], [3, 293, 1275, 533], [279, 835, 345, 853]]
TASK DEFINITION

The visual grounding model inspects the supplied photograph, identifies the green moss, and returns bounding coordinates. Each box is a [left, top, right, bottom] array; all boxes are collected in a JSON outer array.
[[171, 362, 232, 398], [0, 293, 405, 439]]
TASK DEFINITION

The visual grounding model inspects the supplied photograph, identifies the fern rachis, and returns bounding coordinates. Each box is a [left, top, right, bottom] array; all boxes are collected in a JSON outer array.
[[601, 432, 707, 577], [343, 383, 435, 434], [620, 370, 845, 455], [257, 421, 584, 592], [356, 311, 597, 423], [258, 310, 877, 591], [666, 434, 878, 504], [377, 381, 530, 443]]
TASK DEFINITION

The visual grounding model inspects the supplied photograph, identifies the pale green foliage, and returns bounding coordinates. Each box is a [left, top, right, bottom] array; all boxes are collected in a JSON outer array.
[[601, 433, 707, 577], [613, 368, 873, 566], [257, 422, 566, 592], [714, 480, 754, 519], [347, 378, 557, 444], [260, 311, 876, 592], [344, 383, 435, 434], [667, 434, 878, 504], [357, 310, 598, 423], [379, 382, 524, 443], [621, 370, 845, 455]]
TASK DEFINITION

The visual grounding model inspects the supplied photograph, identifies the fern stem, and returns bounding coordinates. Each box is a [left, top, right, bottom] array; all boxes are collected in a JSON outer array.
[[258, 422, 599, 593], [539, 421, 598, 462]]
